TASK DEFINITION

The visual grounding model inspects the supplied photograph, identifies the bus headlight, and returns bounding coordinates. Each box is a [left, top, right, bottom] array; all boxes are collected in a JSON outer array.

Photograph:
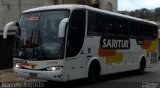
[[15, 63, 21, 68], [47, 66, 63, 71]]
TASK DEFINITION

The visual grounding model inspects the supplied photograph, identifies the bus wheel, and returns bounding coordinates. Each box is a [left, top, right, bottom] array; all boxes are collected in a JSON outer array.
[[138, 58, 146, 74], [88, 61, 100, 83]]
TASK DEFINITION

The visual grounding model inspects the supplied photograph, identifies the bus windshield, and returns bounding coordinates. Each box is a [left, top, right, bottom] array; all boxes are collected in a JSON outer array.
[[14, 10, 69, 60]]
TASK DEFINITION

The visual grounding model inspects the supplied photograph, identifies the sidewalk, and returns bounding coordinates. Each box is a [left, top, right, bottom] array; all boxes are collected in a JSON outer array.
[[0, 68, 25, 82], [0, 68, 46, 82]]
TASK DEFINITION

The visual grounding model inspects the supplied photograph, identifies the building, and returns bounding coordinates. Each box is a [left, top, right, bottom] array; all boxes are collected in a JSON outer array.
[[0, 0, 44, 30], [0, 0, 44, 69], [0, 0, 117, 30], [44, 0, 117, 11], [100, 0, 117, 12]]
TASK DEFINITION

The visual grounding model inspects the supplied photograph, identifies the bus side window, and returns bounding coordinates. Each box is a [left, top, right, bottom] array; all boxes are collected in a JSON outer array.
[[117, 18, 129, 36], [103, 15, 112, 34], [153, 26, 158, 39], [88, 11, 103, 35], [88, 11, 96, 34], [138, 23, 153, 39], [139, 24, 148, 38], [129, 21, 139, 37], [66, 9, 86, 57], [108, 16, 117, 35]]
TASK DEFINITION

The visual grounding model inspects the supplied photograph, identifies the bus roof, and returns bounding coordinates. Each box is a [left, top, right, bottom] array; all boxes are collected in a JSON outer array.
[[23, 4, 157, 26], [23, 4, 84, 13]]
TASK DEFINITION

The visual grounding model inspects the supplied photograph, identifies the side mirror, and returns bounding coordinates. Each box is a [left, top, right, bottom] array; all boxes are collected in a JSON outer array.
[[3, 21, 17, 39], [58, 18, 69, 38]]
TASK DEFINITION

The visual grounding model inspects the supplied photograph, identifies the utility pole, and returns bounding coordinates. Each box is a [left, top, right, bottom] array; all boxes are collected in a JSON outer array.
[[2, 0, 5, 27], [18, 0, 21, 18]]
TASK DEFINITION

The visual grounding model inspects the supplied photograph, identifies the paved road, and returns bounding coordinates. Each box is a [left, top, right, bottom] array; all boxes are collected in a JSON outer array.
[[1, 64, 160, 88], [44, 64, 160, 88]]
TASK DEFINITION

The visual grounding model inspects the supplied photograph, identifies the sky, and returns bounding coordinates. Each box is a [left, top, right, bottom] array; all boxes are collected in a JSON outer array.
[[118, 0, 160, 11]]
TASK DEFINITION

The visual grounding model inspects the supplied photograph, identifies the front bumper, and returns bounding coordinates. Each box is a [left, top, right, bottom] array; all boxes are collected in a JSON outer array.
[[14, 67, 66, 82]]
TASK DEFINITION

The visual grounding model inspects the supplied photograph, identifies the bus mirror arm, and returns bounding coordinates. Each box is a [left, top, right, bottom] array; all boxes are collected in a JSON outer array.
[[3, 21, 17, 39], [15, 22, 21, 35], [58, 18, 69, 38]]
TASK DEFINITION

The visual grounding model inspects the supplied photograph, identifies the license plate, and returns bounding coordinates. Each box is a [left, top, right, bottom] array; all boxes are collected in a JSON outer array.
[[29, 73, 37, 78]]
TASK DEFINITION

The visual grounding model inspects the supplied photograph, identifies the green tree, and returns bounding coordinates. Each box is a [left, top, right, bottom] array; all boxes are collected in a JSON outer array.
[[154, 8, 160, 21]]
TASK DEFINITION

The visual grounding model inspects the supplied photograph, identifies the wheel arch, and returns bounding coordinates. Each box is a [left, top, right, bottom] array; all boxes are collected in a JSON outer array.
[[139, 55, 146, 67], [86, 57, 101, 77], [140, 56, 146, 61]]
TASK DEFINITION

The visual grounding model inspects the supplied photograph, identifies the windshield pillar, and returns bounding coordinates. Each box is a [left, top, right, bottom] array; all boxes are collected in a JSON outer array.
[[66, 9, 86, 57]]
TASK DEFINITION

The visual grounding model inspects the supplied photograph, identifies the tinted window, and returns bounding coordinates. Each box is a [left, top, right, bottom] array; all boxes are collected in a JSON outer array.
[[117, 18, 129, 36], [88, 11, 103, 35], [66, 9, 86, 57], [103, 15, 117, 35]]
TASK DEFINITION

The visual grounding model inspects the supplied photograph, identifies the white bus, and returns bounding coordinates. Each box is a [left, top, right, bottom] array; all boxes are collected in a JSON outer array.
[[3, 5, 158, 82]]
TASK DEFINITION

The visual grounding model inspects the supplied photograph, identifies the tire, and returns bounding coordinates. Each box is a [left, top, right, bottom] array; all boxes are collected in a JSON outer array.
[[88, 61, 100, 83], [138, 58, 146, 74]]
